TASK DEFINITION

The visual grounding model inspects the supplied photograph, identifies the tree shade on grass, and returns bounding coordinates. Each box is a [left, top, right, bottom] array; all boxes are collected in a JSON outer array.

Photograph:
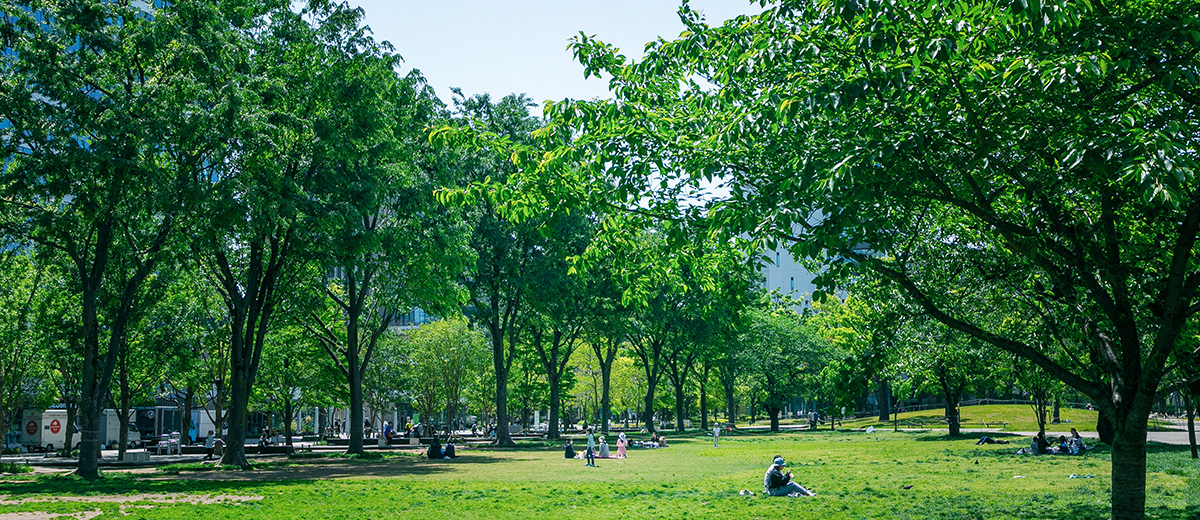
[[2, 431, 1197, 519]]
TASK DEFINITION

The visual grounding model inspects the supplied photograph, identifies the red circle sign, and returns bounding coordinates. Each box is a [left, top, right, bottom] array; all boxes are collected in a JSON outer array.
[[26, 421, 37, 435], [49, 419, 61, 434]]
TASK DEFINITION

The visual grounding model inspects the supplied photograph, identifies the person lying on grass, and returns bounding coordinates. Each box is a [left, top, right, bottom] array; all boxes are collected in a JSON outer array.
[[763, 456, 816, 497]]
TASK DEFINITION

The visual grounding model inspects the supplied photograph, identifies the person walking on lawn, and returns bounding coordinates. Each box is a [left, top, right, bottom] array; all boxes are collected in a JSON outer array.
[[204, 430, 216, 461]]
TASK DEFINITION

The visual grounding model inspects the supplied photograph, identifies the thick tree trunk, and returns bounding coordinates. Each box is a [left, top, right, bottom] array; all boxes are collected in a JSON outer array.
[[1097, 412, 1115, 444], [75, 289, 103, 478], [1109, 418, 1148, 520], [944, 391, 960, 437], [1053, 397, 1061, 424], [347, 346, 365, 455], [221, 364, 251, 468], [768, 406, 780, 432]]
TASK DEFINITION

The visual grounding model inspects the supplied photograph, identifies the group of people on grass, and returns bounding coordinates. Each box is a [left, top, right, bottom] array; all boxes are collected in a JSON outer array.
[[564, 428, 630, 464], [1029, 428, 1090, 455], [426, 436, 458, 460], [992, 427, 1091, 455]]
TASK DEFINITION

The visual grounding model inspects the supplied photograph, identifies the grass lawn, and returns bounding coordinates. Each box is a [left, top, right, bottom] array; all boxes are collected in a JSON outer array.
[[834, 404, 1184, 433], [838, 404, 1100, 432], [1, 429, 1197, 519]]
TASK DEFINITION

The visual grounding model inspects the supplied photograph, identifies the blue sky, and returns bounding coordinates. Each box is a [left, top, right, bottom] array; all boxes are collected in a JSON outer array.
[[346, 0, 762, 110]]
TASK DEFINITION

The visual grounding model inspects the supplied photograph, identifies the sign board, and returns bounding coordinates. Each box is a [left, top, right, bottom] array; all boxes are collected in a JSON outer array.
[[49, 419, 61, 434], [26, 421, 37, 435]]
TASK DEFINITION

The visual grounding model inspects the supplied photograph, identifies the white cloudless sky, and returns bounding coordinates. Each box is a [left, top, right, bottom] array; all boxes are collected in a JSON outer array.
[[345, 0, 763, 111]]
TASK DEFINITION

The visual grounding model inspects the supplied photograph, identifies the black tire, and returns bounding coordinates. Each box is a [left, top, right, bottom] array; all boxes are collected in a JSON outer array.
[[45, 443, 54, 452]]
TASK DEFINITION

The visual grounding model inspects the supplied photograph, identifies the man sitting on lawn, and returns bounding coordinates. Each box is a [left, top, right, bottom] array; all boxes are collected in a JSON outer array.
[[764, 456, 816, 497]]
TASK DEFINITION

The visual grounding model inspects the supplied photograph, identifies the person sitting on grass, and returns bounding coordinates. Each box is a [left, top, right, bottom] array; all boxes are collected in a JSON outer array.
[[1069, 427, 1091, 452], [427, 436, 443, 459], [763, 456, 815, 497], [1029, 432, 1051, 455], [444, 440, 457, 459], [598, 436, 610, 458], [564, 439, 577, 459]]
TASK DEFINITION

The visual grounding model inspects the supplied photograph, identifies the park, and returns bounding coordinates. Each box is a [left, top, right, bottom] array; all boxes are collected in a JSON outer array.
[[1, 407, 1199, 519], [2, 0, 1199, 519]]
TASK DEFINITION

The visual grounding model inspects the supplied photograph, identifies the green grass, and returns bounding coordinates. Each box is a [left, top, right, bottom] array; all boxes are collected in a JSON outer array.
[[837, 404, 1098, 432], [1, 430, 1197, 519], [837, 404, 1186, 433], [0, 462, 32, 474]]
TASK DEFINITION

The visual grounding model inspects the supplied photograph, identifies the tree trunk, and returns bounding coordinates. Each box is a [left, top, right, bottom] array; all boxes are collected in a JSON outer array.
[[547, 372, 561, 440], [600, 361, 612, 434], [284, 399, 294, 448], [117, 352, 130, 460], [699, 364, 710, 431], [490, 329, 515, 446], [1109, 416, 1148, 520], [723, 378, 736, 426], [221, 363, 251, 468], [1053, 397, 1061, 424], [1186, 394, 1196, 460], [673, 379, 686, 433], [944, 390, 961, 437], [347, 347, 365, 455], [877, 378, 891, 421], [182, 387, 194, 446], [642, 383, 657, 434], [1096, 411, 1115, 445], [768, 406, 780, 432]]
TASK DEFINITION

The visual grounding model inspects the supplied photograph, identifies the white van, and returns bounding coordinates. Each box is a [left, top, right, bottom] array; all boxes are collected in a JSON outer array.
[[26, 409, 138, 452]]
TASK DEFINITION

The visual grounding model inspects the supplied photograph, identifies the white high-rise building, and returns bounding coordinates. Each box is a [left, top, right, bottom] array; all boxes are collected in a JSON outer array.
[[759, 247, 819, 302]]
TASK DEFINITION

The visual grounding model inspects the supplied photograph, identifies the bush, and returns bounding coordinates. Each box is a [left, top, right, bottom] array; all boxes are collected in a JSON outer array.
[[1, 462, 33, 474]]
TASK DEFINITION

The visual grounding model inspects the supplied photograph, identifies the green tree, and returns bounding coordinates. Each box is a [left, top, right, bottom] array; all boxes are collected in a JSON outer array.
[[0, 248, 47, 444], [402, 318, 487, 435], [524, 214, 593, 439], [472, 2, 1200, 516], [0, 0, 236, 476], [443, 92, 545, 446], [742, 304, 829, 432], [300, 55, 467, 454]]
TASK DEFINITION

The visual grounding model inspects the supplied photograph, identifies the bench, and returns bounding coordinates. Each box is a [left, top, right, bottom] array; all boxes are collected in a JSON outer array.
[[122, 449, 150, 462]]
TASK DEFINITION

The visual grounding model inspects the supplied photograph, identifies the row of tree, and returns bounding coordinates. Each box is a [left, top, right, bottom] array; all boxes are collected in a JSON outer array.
[[436, 0, 1200, 518]]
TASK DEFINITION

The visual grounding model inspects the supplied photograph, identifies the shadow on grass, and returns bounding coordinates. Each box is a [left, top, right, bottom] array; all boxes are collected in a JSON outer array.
[[914, 432, 1029, 442], [0, 473, 281, 496]]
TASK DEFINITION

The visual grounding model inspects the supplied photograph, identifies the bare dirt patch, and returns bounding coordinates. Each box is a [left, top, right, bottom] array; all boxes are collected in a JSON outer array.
[[0, 493, 262, 520], [146, 453, 472, 482], [0, 493, 263, 506]]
